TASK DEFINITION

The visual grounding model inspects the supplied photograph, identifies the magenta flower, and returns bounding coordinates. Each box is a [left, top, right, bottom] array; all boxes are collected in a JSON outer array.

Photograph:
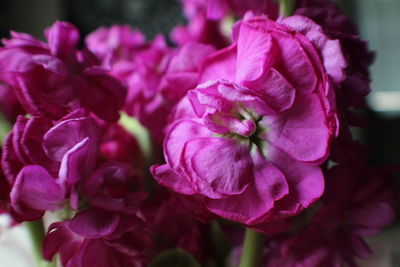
[[1, 109, 98, 220], [85, 25, 145, 65], [87, 26, 174, 144], [152, 15, 344, 227], [43, 166, 150, 267], [87, 25, 216, 144], [0, 21, 126, 122]]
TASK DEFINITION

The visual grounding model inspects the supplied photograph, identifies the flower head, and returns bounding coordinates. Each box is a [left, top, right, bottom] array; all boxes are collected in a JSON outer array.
[[152, 15, 345, 228], [0, 21, 126, 122]]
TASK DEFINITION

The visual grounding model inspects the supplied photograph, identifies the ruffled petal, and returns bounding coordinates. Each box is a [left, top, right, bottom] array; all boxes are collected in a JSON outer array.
[[206, 154, 288, 224], [263, 93, 331, 163], [184, 137, 253, 197], [236, 22, 275, 83], [199, 44, 237, 83]]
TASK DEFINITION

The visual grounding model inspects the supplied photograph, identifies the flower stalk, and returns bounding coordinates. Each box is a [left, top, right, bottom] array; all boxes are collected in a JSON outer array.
[[279, 0, 296, 17], [239, 228, 265, 267], [25, 219, 56, 267], [0, 111, 11, 145]]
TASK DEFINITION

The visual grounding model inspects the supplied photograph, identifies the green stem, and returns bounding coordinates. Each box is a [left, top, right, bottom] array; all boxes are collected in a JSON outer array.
[[279, 0, 296, 17], [239, 228, 265, 267], [25, 219, 57, 267], [0, 110, 11, 145]]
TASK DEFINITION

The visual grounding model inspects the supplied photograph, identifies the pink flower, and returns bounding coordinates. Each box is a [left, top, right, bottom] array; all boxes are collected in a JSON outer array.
[[119, 35, 173, 144], [87, 26, 174, 144], [152, 15, 344, 228], [0, 21, 126, 122], [85, 25, 145, 65], [87, 25, 216, 144]]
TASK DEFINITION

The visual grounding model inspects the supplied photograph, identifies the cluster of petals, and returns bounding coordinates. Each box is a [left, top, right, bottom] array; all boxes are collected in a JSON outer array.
[[0, 108, 149, 263], [86, 27, 173, 143], [2, 109, 98, 220], [152, 15, 346, 228], [0, 21, 126, 122], [43, 165, 149, 267], [87, 25, 217, 144], [264, 157, 397, 267]]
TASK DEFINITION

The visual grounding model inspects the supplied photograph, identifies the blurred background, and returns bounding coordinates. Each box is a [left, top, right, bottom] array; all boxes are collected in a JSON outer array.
[[0, 0, 399, 266]]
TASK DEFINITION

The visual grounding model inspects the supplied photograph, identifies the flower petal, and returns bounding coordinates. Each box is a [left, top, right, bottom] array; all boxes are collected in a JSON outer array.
[[10, 165, 64, 217], [263, 93, 331, 163], [69, 208, 120, 238], [206, 155, 288, 224], [236, 22, 275, 83]]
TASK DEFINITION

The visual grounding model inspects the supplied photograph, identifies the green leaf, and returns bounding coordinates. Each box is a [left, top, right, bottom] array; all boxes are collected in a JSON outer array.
[[119, 112, 152, 161], [149, 249, 201, 267]]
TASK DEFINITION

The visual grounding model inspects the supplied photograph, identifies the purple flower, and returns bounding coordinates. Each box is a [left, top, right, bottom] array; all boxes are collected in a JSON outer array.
[[85, 25, 145, 65], [43, 160, 150, 267], [1, 109, 98, 220], [87, 26, 216, 144], [0, 21, 126, 122], [87, 26, 174, 144], [152, 15, 344, 228]]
